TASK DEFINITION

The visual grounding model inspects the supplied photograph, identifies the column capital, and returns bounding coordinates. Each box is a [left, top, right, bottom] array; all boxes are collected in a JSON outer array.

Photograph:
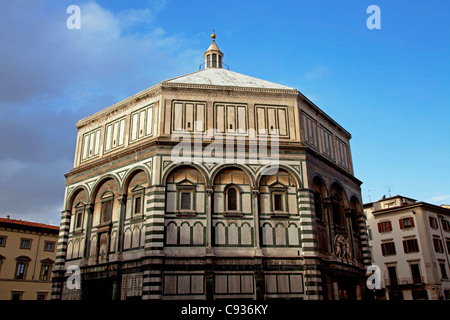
[[86, 203, 95, 213], [117, 194, 127, 204]]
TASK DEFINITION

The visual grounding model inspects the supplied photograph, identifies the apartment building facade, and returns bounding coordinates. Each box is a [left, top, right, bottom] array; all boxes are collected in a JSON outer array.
[[365, 195, 450, 300], [0, 216, 59, 300]]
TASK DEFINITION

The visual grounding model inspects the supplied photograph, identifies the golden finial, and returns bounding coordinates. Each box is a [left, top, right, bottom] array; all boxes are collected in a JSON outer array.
[[211, 29, 216, 40]]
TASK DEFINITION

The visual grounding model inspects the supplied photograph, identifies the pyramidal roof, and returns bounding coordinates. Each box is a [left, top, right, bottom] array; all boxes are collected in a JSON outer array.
[[163, 32, 296, 91], [163, 68, 296, 91], [76, 32, 299, 127]]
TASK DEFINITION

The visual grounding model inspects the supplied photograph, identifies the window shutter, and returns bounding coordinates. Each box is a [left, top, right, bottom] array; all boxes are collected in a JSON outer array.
[[399, 219, 404, 229], [410, 217, 415, 228], [378, 222, 382, 233], [388, 221, 392, 231]]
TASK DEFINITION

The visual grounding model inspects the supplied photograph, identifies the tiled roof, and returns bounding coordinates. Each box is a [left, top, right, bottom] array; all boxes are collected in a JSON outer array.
[[164, 68, 296, 90], [0, 217, 59, 231]]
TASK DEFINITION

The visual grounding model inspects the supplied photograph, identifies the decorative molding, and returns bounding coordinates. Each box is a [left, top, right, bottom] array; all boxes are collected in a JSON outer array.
[[117, 169, 128, 182]]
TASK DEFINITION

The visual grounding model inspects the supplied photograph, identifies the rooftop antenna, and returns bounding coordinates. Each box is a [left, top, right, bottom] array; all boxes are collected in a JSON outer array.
[[383, 186, 393, 198]]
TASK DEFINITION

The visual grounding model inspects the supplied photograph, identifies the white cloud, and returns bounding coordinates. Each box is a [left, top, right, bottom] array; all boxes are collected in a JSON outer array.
[[0, 1, 202, 224]]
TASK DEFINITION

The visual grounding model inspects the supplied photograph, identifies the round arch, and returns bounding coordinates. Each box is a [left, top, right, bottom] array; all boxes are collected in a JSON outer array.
[[329, 180, 350, 209], [162, 163, 208, 186], [65, 185, 90, 211], [210, 164, 255, 187], [256, 164, 302, 188], [349, 194, 363, 212], [89, 174, 122, 204], [311, 174, 328, 197], [122, 166, 151, 192]]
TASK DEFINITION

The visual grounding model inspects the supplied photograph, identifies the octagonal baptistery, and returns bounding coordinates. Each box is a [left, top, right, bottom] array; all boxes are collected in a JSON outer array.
[[51, 34, 371, 301]]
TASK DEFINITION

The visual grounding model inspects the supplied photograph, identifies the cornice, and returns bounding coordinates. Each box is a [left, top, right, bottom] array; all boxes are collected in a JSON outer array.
[[160, 81, 299, 95], [372, 202, 450, 216], [76, 84, 163, 129]]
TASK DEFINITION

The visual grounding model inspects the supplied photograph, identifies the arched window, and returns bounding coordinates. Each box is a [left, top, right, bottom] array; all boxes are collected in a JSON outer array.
[[69, 189, 87, 232], [125, 170, 148, 219], [100, 192, 114, 224], [227, 187, 237, 211], [331, 194, 346, 229], [314, 192, 323, 221]]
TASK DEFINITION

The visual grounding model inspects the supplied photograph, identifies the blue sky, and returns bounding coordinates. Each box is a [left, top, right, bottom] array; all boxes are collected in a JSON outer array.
[[0, 0, 449, 224]]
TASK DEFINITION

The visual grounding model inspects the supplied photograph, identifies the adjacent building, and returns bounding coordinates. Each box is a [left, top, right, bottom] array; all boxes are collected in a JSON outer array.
[[365, 195, 450, 300], [0, 216, 59, 300], [52, 33, 370, 300]]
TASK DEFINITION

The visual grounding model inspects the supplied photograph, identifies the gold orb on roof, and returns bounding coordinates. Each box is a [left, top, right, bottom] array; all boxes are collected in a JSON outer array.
[[211, 29, 216, 40]]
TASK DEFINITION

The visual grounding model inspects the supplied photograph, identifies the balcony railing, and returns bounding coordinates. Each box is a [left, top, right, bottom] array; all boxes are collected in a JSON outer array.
[[385, 276, 424, 287]]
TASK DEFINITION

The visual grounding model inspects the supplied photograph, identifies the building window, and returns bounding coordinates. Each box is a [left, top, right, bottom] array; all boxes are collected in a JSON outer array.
[[11, 292, 23, 300], [226, 187, 238, 212], [381, 242, 396, 256], [433, 238, 444, 253], [129, 185, 145, 218], [179, 190, 193, 212], [313, 192, 324, 221], [40, 264, 52, 281], [410, 264, 422, 284], [442, 219, 450, 232], [440, 262, 448, 279], [403, 239, 419, 253], [446, 239, 450, 255], [429, 216, 438, 229], [133, 195, 142, 215], [73, 202, 85, 230], [100, 198, 113, 224], [20, 238, 32, 250], [331, 195, 346, 228], [273, 192, 285, 212], [15, 257, 30, 280], [378, 221, 392, 233], [0, 236, 6, 247], [44, 241, 55, 252], [387, 266, 398, 286], [37, 293, 47, 300], [75, 209, 83, 229], [399, 217, 414, 229]]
